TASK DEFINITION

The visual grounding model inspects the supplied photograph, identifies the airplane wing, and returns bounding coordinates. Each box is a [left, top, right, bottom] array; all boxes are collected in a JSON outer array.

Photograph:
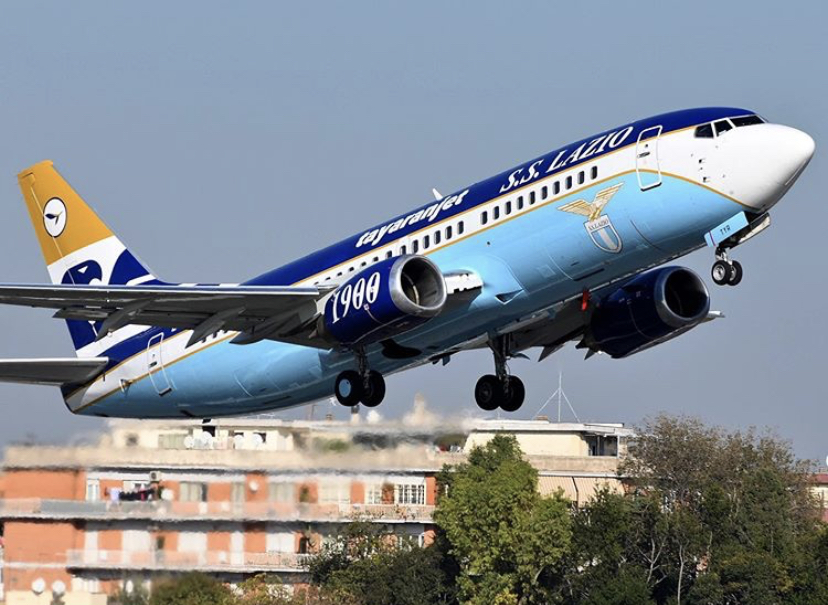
[[0, 283, 333, 348], [0, 357, 109, 386]]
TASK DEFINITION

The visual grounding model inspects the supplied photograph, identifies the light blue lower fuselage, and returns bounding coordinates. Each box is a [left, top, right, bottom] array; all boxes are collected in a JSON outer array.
[[82, 171, 741, 418]]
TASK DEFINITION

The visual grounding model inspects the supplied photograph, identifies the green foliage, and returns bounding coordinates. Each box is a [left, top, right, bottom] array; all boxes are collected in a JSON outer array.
[[108, 580, 150, 605], [435, 434, 571, 605], [149, 573, 234, 605], [308, 521, 455, 605]]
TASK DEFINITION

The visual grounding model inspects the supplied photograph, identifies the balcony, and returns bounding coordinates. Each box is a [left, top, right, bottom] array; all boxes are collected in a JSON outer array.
[[66, 549, 312, 573], [0, 499, 435, 523]]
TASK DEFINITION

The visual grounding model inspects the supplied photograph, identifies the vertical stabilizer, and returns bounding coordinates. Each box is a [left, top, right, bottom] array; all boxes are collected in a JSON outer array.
[[17, 161, 159, 355]]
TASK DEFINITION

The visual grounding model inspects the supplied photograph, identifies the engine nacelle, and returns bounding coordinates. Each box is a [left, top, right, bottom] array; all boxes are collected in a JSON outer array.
[[588, 266, 710, 358], [320, 255, 447, 346]]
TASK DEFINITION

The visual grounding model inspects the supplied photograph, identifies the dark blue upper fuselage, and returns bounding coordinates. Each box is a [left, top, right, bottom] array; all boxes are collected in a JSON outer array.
[[246, 107, 752, 287]]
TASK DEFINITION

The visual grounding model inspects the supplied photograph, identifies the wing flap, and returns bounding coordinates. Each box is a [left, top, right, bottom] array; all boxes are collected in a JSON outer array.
[[0, 357, 109, 386], [0, 283, 331, 347]]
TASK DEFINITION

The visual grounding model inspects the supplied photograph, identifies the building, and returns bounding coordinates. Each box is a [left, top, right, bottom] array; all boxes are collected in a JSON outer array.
[[0, 405, 631, 605]]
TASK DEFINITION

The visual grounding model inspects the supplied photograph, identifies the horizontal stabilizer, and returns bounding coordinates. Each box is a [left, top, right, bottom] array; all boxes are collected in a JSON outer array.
[[0, 357, 108, 386]]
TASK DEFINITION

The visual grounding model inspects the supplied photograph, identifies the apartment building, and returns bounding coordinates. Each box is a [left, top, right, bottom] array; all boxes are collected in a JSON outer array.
[[0, 407, 631, 605]]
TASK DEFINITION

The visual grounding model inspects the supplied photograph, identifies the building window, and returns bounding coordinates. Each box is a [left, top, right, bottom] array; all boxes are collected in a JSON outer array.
[[231, 482, 246, 503], [458, 220, 465, 235], [180, 482, 208, 502], [320, 481, 351, 504], [365, 484, 384, 505], [395, 484, 425, 505], [591, 166, 598, 180], [85, 480, 100, 502], [269, 482, 296, 503]]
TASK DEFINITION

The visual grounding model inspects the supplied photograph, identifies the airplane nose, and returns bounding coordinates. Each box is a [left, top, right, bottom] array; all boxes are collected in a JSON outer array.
[[713, 123, 815, 210], [776, 127, 815, 186]]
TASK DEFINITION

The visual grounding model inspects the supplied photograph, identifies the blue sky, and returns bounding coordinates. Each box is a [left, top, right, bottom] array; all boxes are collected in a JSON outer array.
[[0, 2, 825, 460]]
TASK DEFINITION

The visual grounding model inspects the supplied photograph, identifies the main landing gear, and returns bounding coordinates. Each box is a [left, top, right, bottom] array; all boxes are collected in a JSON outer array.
[[334, 348, 386, 408], [474, 336, 525, 413], [711, 247, 743, 287]]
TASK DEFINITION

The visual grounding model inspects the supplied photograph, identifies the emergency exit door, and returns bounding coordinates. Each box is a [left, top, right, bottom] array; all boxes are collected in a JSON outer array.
[[636, 125, 663, 190]]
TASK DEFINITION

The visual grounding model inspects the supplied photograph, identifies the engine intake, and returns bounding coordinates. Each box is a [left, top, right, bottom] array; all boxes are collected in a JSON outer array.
[[321, 255, 446, 346], [588, 266, 710, 358]]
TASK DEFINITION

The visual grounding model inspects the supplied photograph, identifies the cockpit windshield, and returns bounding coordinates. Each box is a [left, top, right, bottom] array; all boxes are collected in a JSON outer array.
[[694, 114, 765, 138]]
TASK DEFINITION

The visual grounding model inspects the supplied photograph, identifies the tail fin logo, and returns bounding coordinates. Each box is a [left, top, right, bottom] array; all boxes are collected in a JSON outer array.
[[43, 197, 67, 237]]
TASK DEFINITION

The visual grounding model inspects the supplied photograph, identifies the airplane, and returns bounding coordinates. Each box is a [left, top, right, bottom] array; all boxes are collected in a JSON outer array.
[[0, 107, 814, 418]]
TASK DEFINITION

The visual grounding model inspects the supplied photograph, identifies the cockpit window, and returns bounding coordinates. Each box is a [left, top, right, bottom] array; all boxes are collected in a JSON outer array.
[[694, 124, 714, 138], [714, 120, 733, 135], [730, 115, 764, 127]]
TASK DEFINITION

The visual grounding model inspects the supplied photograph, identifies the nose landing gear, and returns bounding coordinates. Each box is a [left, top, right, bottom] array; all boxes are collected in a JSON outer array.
[[711, 247, 743, 287], [474, 336, 526, 412], [334, 348, 386, 408]]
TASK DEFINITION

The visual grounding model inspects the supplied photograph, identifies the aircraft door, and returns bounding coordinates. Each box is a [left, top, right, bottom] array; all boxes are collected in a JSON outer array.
[[636, 125, 663, 190], [146, 332, 173, 396]]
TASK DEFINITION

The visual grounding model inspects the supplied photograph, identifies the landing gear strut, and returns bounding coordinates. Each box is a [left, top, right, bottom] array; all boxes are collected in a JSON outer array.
[[474, 336, 525, 412], [334, 348, 386, 408], [711, 247, 743, 287]]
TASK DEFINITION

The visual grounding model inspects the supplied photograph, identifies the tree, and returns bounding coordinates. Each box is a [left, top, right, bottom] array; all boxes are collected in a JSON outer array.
[[620, 413, 822, 604], [307, 521, 455, 605], [434, 434, 571, 605], [149, 573, 234, 605]]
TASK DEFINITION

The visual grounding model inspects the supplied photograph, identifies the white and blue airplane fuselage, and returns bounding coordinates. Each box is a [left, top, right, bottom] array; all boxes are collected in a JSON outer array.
[[0, 107, 815, 418]]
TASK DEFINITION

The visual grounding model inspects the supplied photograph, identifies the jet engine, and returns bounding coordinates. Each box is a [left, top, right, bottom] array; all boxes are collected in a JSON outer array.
[[320, 255, 446, 346], [587, 266, 710, 358]]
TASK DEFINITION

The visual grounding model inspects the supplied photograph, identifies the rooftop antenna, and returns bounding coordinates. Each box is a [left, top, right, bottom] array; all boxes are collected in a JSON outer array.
[[535, 372, 581, 423]]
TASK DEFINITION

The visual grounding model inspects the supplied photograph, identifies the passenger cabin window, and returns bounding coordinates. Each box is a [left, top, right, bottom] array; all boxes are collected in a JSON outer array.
[[529, 191, 536, 205], [481, 211, 488, 225], [553, 181, 561, 195], [493, 206, 500, 220], [565, 176, 573, 190], [386, 250, 393, 259], [578, 171, 585, 185], [434, 231, 441, 245], [445, 225, 452, 239], [731, 115, 764, 127], [423, 234, 430, 249], [517, 196, 524, 210], [412, 240, 419, 253], [400, 245, 407, 255], [694, 124, 714, 138], [505, 201, 512, 215], [714, 120, 733, 136], [458, 220, 465, 234], [541, 186, 548, 200], [591, 166, 598, 180]]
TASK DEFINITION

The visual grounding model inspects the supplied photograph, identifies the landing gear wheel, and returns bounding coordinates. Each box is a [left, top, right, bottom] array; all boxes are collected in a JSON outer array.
[[500, 376, 525, 412], [475, 374, 502, 411], [711, 260, 733, 286], [360, 371, 386, 408], [727, 260, 743, 286], [334, 370, 363, 407]]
